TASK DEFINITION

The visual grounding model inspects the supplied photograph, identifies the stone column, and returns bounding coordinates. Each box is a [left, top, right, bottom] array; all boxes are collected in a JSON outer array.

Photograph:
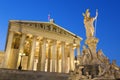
[[56, 46, 60, 72], [16, 34, 26, 68], [70, 44, 75, 71], [51, 40, 57, 72], [47, 41, 51, 72], [28, 36, 36, 70], [61, 42, 65, 73], [50, 59, 52, 72], [37, 41, 42, 70], [2, 31, 14, 68], [77, 45, 80, 56], [58, 46, 62, 73], [41, 38, 47, 71], [64, 46, 69, 73], [68, 57, 70, 72]]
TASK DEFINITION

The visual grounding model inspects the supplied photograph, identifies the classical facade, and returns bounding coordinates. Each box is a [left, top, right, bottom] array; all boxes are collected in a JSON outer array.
[[1, 19, 82, 73]]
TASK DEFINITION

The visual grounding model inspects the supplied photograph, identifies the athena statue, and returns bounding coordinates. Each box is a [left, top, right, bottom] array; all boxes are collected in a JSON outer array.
[[83, 9, 98, 38]]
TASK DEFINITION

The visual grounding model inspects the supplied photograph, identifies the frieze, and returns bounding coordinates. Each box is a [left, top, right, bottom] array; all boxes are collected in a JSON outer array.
[[11, 21, 73, 37]]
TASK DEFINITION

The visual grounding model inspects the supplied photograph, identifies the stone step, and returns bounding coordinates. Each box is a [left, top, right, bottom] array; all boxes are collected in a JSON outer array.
[[0, 68, 69, 80]]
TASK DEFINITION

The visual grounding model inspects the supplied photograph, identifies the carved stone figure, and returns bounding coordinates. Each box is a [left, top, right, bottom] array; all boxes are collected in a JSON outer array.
[[82, 46, 92, 65], [100, 59, 112, 77], [83, 9, 98, 38]]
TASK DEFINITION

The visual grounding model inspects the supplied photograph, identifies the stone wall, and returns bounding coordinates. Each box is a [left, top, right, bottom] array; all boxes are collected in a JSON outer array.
[[0, 69, 69, 80]]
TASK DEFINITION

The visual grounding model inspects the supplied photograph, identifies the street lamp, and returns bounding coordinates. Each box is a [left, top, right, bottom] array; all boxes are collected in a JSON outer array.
[[18, 53, 25, 70]]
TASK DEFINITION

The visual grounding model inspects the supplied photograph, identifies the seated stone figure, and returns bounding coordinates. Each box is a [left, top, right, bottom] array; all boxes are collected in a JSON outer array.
[[81, 45, 92, 65]]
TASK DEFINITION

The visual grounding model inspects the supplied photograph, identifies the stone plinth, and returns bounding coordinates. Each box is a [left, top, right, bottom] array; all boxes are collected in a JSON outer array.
[[85, 37, 99, 64]]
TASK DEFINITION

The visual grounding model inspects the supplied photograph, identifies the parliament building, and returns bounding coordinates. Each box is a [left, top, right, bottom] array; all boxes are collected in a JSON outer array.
[[0, 19, 81, 73]]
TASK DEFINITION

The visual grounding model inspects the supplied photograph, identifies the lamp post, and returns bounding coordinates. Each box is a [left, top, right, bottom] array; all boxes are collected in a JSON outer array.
[[18, 53, 25, 70]]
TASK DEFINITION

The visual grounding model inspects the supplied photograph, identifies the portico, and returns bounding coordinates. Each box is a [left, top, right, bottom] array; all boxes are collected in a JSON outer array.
[[2, 20, 82, 73]]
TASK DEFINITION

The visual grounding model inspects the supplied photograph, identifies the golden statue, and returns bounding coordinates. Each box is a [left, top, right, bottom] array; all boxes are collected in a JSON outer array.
[[83, 9, 98, 38]]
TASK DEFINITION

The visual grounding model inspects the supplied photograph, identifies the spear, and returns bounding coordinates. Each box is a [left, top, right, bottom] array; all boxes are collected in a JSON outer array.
[[94, 9, 98, 37]]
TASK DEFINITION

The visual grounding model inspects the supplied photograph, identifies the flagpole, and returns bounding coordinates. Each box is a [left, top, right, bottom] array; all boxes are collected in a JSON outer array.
[[48, 14, 50, 21], [94, 9, 98, 37]]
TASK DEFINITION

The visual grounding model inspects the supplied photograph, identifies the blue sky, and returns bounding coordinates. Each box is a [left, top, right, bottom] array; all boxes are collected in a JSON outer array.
[[0, 0, 120, 66]]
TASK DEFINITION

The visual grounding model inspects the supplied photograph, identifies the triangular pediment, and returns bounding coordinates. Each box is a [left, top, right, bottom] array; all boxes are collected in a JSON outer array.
[[9, 20, 82, 40]]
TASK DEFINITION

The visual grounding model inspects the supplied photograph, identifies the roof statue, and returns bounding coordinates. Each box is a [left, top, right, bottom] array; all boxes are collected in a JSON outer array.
[[83, 9, 98, 38]]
